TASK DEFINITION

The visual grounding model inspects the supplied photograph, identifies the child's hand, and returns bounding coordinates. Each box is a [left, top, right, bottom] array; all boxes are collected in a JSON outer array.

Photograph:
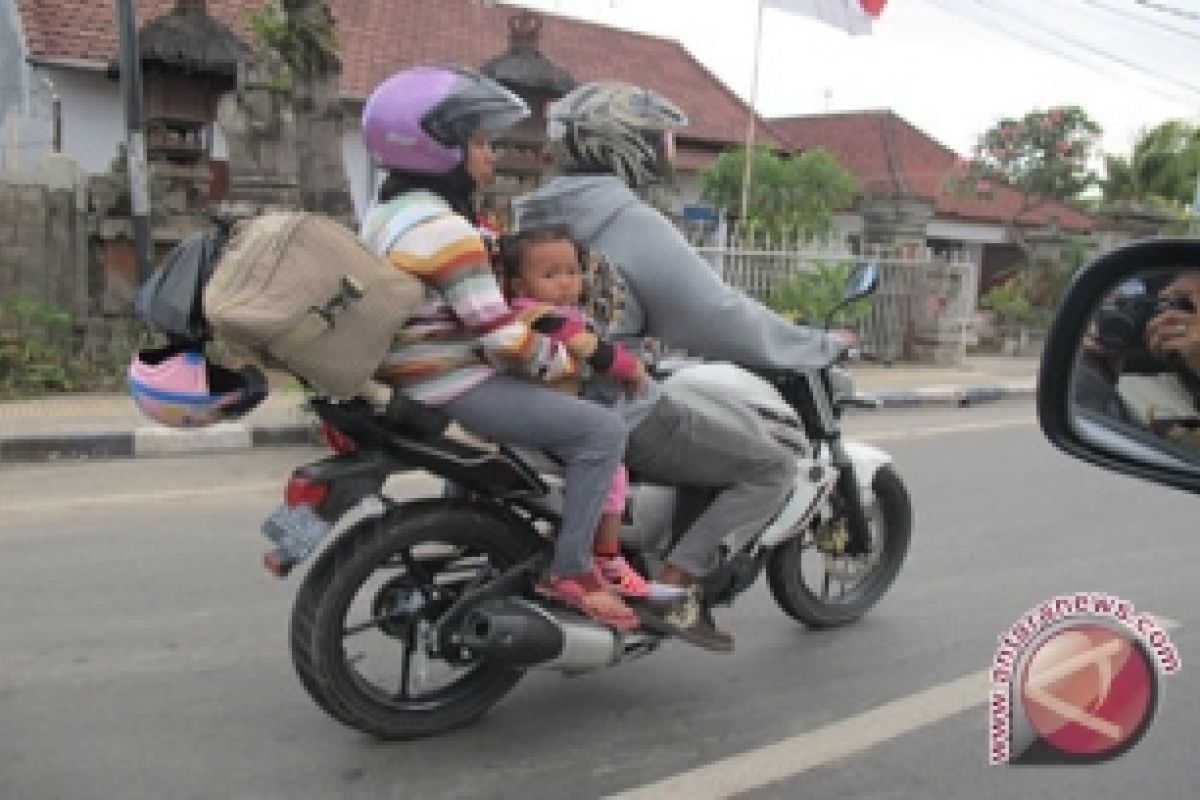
[[621, 360, 649, 397]]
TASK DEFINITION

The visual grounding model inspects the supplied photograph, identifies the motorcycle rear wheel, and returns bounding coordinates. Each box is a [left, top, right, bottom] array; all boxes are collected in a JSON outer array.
[[289, 503, 534, 740], [766, 465, 911, 629]]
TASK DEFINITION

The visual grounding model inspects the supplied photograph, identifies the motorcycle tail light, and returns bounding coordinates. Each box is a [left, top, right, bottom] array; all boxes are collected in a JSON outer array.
[[285, 475, 330, 508], [317, 422, 356, 454]]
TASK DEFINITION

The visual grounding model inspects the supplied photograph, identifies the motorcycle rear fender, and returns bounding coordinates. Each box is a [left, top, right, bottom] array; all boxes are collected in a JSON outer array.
[[305, 497, 545, 585], [292, 451, 393, 522]]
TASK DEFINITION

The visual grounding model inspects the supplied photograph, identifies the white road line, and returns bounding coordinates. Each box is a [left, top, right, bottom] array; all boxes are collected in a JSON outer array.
[[0, 419, 1033, 514], [0, 473, 436, 514], [855, 416, 1035, 442], [0, 482, 281, 513], [612, 617, 1181, 799], [610, 671, 989, 800]]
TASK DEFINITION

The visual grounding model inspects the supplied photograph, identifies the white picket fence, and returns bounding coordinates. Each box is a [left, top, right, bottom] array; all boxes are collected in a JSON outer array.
[[692, 235, 977, 364]]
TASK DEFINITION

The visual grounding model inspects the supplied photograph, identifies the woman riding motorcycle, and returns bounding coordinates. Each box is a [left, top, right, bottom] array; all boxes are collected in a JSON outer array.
[[359, 65, 637, 630]]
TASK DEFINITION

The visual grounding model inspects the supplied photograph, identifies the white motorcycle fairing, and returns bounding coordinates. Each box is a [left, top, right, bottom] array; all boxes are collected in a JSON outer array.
[[659, 361, 892, 549]]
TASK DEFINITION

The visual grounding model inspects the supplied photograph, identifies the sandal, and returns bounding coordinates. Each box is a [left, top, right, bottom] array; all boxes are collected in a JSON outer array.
[[595, 555, 651, 599], [536, 571, 639, 631]]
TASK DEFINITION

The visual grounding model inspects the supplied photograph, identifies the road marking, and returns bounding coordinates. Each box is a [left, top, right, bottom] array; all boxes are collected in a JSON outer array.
[[612, 616, 1180, 799], [0, 416, 1033, 515], [854, 416, 1034, 442], [0, 473, 436, 515], [0, 482, 282, 513]]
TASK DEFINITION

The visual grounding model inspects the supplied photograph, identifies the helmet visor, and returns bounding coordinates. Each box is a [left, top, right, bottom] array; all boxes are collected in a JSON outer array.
[[422, 70, 530, 147]]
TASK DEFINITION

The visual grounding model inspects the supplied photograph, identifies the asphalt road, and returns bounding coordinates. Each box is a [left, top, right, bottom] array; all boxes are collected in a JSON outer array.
[[2, 400, 1197, 800]]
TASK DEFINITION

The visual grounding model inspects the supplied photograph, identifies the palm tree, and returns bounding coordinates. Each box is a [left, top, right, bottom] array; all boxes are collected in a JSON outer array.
[[1103, 120, 1200, 211]]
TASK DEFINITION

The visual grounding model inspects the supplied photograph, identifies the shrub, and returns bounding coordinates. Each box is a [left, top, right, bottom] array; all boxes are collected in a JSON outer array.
[[766, 261, 872, 326]]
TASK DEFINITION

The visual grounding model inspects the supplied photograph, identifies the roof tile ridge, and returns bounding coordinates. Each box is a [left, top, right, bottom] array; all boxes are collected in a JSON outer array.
[[663, 40, 783, 148]]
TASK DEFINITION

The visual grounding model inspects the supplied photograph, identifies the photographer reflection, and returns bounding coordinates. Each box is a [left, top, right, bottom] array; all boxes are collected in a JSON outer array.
[[1077, 269, 1200, 448], [1144, 272, 1200, 378]]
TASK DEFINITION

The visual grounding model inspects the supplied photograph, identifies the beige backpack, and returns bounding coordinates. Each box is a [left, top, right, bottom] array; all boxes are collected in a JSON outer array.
[[203, 212, 424, 400]]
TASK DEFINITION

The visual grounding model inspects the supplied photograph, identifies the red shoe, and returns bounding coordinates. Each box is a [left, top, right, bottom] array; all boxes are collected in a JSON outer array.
[[535, 571, 639, 631], [595, 555, 651, 599]]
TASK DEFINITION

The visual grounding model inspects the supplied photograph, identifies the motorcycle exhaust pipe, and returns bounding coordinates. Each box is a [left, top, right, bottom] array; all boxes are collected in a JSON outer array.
[[460, 597, 621, 673]]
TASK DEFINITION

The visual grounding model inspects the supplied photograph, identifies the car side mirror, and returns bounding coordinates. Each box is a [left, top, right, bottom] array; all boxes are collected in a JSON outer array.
[[1037, 237, 1200, 494]]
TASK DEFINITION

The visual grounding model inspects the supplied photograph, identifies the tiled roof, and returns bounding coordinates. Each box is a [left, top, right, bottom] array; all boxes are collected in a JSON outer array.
[[17, 0, 267, 64], [17, 0, 772, 146], [769, 111, 1096, 232]]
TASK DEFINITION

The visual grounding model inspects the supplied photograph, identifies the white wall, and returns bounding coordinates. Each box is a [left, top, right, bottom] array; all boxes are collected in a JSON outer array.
[[51, 68, 127, 172]]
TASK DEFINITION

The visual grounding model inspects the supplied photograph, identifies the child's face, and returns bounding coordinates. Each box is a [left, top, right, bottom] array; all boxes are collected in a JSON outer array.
[[514, 239, 584, 307]]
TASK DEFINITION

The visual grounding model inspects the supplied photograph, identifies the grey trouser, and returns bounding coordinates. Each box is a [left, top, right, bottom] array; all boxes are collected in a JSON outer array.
[[441, 374, 627, 575], [623, 394, 797, 577]]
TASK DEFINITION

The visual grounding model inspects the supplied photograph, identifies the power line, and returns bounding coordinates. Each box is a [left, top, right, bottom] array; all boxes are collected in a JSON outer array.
[[972, 0, 1200, 95], [921, 0, 1198, 106], [1077, 0, 1200, 41], [1136, 0, 1200, 23]]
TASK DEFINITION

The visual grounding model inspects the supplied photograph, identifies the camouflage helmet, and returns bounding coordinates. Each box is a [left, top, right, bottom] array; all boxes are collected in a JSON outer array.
[[546, 82, 688, 188]]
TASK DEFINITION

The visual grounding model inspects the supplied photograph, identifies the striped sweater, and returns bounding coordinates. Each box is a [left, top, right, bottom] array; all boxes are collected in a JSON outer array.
[[361, 191, 578, 404]]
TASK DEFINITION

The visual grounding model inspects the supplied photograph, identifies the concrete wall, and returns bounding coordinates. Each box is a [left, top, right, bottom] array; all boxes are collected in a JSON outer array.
[[0, 158, 90, 320]]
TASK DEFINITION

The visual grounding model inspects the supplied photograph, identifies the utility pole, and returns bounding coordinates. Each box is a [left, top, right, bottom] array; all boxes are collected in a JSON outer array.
[[739, 0, 766, 229], [114, 0, 152, 284]]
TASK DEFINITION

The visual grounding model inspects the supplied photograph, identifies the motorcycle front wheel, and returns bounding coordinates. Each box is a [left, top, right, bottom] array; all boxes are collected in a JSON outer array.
[[766, 464, 912, 629], [289, 503, 534, 740]]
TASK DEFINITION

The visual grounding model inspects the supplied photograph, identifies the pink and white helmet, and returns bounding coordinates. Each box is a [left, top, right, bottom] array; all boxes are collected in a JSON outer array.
[[362, 64, 529, 174], [127, 346, 267, 429]]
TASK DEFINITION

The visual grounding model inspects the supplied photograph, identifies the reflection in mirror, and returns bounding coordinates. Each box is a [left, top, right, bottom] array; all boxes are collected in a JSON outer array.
[[1068, 266, 1200, 471]]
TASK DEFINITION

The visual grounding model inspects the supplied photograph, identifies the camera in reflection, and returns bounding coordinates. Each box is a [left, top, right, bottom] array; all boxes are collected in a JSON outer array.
[[1095, 293, 1196, 352]]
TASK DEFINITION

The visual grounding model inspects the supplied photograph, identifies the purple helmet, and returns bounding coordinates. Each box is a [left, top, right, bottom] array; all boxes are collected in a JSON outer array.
[[362, 65, 529, 174]]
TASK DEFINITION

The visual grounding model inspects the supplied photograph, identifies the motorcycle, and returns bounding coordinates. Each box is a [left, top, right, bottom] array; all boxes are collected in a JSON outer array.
[[262, 262, 912, 739]]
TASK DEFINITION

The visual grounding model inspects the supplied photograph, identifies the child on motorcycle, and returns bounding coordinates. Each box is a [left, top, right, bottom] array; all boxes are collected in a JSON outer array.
[[500, 225, 654, 600], [360, 66, 639, 632]]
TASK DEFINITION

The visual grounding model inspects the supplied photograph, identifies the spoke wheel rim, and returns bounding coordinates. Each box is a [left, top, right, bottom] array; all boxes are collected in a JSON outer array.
[[334, 540, 508, 713], [799, 492, 886, 606]]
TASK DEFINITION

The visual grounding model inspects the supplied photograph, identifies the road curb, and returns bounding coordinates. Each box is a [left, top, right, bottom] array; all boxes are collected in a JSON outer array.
[[866, 380, 1035, 410], [0, 422, 318, 464], [0, 381, 1037, 464]]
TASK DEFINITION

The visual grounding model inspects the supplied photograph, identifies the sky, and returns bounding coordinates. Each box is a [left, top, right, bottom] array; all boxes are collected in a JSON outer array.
[[497, 0, 1200, 160]]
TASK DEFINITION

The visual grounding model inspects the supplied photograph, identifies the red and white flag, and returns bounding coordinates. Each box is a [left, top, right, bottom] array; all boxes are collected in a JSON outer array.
[[763, 0, 888, 36]]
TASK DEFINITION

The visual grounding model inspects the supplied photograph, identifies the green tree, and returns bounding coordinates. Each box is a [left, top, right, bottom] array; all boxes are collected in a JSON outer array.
[[246, 1, 339, 80], [766, 262, 872, 326], [945, 106, 1101, 312], [1102, 120, 1200, 213], [947, 107, 1100, 252], [700, 145, 860, 242]]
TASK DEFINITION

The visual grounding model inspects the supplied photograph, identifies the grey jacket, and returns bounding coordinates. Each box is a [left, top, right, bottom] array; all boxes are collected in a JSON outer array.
[[514, 175, 838, 367], [514, 176, 839, 424]]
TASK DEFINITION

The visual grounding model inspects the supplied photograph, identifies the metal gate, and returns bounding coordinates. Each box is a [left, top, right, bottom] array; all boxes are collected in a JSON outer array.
[[693, 239, 975, 364]]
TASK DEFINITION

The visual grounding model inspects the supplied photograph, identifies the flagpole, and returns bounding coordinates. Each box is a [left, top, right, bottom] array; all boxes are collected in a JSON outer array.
[[739, 0, 766, 228]]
